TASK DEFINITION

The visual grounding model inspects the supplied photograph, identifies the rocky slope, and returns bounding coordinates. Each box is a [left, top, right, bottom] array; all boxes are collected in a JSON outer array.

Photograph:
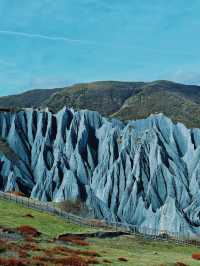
[[0, 107, 200, 236]]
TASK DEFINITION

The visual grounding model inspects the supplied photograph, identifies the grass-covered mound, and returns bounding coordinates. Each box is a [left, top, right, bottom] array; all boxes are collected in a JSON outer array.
[[0, 198, 92, 238]]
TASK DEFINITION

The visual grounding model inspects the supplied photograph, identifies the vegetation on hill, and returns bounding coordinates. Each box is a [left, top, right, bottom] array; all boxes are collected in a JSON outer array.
[[42, 80, 200, 128], [0, 198, 89, 237], [112, 88, 200, 128], [42, 81, 144, 115], [0, 88, 62, 109], [1, 80, 200, 127]]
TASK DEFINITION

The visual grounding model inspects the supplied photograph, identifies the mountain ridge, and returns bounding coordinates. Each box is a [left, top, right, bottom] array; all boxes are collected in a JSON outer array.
[[1, 80, 200, 128], [0, 87, 62, 109]]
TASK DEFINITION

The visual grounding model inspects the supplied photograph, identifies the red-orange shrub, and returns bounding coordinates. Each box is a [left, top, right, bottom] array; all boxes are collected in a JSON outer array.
[[71, 239, 90, 246], [52, 256, 89, 266], [17, 225, 41, 237], [32, 255, 88, 266], [20, 242, 40, 251], [18, 249, 28, 258], [0, 239, 7, 245], [58, 235, 90, 246], [24, 235, 34, 242], [32, 255, 50, 262], [28, 258, 46, 266], [9, 191, 26, 197], [192, 253, 200, 260], [0, 258, 28, 266]]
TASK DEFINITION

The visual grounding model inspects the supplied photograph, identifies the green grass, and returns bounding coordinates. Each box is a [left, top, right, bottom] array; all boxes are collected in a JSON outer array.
[[0, 198, 200, 265], [0, 198, 94, 238], [87, 236, 200, 266]]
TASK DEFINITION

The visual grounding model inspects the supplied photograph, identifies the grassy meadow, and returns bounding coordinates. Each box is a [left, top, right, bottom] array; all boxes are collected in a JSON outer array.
[[0, 198, 200, 266]]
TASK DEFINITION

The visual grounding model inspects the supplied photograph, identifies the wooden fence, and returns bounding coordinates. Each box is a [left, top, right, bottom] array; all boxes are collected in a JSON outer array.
[[0, 191, 200, 246]]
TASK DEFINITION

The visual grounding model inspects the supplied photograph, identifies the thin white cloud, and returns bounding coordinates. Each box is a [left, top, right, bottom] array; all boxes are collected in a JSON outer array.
[[172, 70, 200, 85], [0, 30, 94, 45], [0, 29, 139, 48], [0, 59, 16, 67], [0, 29, 182, 52], [160, 70, 200, 85]]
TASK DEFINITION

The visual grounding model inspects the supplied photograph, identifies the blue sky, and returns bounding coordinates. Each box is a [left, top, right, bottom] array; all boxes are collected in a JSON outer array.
[[0, 0, 200, 96]]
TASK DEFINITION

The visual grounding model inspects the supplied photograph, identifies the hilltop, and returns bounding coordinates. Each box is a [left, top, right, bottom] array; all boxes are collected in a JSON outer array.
[[0, 88, 62, 109], [1, 80, 200, 127]]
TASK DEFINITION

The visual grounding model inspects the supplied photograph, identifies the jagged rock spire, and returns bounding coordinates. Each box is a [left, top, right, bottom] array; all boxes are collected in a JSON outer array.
[[0, 107, 200, 235]]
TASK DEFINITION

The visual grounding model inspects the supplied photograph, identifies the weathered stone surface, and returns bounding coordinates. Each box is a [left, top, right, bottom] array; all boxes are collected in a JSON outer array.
[[0, 107, 200, 235]]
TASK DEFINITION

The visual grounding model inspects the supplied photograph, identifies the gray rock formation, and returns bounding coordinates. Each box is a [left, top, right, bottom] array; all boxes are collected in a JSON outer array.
[[0, 107, 200, 236]]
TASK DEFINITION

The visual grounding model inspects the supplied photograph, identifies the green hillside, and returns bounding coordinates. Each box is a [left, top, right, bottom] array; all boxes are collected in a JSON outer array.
[[0, 198, 199, 266], [42, 81, 144, 115], [112, 88, 200, 128], [1, 80, 200, 128], [0, 88, 62, 109]]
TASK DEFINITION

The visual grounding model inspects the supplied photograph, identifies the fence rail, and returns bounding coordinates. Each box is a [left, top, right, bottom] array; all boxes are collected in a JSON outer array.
[[0, 191, 200, 247]]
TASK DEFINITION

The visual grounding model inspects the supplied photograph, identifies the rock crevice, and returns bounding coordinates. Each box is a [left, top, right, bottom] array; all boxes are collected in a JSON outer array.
[[0, 108, 200, 235]]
